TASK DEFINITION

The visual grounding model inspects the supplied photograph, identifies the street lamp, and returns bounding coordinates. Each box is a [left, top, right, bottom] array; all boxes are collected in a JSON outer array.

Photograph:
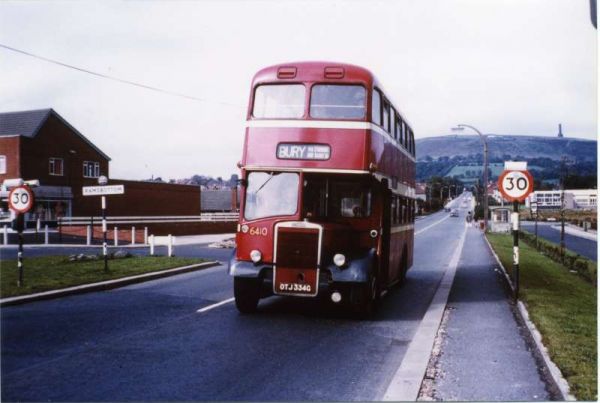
[[452, 124, 489, 231]]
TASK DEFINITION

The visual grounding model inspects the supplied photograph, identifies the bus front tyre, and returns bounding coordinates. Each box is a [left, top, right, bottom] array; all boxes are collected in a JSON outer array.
[[354, 274, 378, 318], [234, 277, 261, 314]]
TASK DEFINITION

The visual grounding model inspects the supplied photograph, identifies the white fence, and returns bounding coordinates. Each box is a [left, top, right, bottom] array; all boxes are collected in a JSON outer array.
[[57, 213, 239, 226]]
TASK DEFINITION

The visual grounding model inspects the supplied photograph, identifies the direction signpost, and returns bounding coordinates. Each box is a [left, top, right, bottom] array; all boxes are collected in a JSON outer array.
[[498, 162, 534, 300], [83, 178, 124, 272], [8, 185, 35, 287]]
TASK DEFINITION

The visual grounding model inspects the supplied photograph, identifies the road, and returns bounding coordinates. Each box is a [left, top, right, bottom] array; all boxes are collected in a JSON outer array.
[[0, 194, 529, 401], [521, 221, 597, 261]]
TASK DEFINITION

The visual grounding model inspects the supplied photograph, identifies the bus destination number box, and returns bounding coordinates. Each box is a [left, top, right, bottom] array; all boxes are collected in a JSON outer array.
[[277, 143, 331, 160]]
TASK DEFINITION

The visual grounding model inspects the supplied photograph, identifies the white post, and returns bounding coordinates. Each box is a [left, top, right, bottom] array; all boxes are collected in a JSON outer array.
[[36, 218, 41, 232], [114, 226, 118, 246], [149, 235, 155, 256], [3, 225, 7, 246], [144, 227, 148, 245], [86, 225, 92, 246], [131, 226, 136, 245], [167, 234, 173, 257], [44, 224, 49, 244]]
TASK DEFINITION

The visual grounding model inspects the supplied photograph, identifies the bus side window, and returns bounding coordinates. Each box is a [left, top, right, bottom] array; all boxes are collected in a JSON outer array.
[[391, 196, 398, 224], [401, 121, 406, 149], [395, 115, 400, 143], [382, 100, 390, 133], [391, 109, 397, 141], [372, 89, 382, 126]]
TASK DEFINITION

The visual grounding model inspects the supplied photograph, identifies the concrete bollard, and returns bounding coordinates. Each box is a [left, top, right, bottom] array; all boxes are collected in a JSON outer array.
[[167, 234, 173, 257], [144, 227, 148, 245], [131, 226, 136, 245], [44, 224, 49, 245], [114, 226, 118, 246], [37, 218, 41, 232], [3, 225, 7, 245], [86, 225, 92, 246], [149, 235, 155, 256]]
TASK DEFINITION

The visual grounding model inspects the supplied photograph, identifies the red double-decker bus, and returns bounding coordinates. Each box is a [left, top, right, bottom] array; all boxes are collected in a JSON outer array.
[[229, 61, 416, 315]]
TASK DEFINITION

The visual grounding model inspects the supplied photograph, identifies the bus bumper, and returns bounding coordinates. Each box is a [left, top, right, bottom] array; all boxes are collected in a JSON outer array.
[[228, 248, 376, 283]]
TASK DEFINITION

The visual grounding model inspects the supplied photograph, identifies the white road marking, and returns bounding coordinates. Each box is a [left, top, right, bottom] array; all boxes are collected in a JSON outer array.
[[382, 225, 467, 401], [414, 214, 451, 236], [196, 297, 234, 313]]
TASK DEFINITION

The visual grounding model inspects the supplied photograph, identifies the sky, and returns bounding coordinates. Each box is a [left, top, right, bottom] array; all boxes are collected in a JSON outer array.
[[0, 0, 596, 180]]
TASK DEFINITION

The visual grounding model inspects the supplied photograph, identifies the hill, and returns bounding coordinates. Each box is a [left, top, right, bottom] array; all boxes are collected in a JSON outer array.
[[416, 135, 597, 162], [415, 135, 597, 184]]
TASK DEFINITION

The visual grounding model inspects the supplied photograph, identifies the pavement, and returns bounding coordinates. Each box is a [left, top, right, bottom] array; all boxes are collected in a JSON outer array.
[[0, 194, 554, 401], [429, 226, 549, 401], [521, 221, 597, 261]]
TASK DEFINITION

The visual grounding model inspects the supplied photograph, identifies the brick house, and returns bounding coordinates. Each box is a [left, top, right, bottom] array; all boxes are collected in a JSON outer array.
[[0, 108, 201, 220]]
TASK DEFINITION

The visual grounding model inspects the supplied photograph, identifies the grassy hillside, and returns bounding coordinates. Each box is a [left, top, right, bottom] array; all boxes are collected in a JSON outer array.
[[416, 134, 597, 183], [416, 135, 596, 162]]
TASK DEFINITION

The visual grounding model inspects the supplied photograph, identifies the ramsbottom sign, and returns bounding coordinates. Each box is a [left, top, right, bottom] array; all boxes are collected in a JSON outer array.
[[82, 185, 125, 196]]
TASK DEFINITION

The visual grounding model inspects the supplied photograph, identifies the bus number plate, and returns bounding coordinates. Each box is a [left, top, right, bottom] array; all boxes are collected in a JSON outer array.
[[274, 267, 319, 297]]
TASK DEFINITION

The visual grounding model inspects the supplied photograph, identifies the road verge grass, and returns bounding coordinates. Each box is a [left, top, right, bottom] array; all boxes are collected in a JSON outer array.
[[0, 255, 206, 298], [486, 233, 597, 400]]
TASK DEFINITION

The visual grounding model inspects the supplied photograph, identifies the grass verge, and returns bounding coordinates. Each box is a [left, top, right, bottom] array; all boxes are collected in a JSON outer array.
[[486, 233, 597, 400], [0, 255, 206, 299]]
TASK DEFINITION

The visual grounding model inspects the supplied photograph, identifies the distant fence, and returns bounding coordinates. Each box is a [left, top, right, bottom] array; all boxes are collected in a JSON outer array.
[[57, 213, 239, 226]]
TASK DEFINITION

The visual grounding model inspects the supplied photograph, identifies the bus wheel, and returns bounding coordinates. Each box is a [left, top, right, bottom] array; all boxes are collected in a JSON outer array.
[[355, 273, 378, 318], [398, 250, 408, 287], [234, 277, 260, 314]]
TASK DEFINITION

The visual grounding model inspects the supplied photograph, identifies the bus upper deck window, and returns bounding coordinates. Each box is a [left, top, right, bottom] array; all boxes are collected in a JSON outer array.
[[252, 84, 305, 118], [310, 85, 366, 119]]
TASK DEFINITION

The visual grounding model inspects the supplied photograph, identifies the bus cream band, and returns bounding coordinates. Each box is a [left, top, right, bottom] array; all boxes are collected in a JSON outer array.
[[82, 185, 125, 196], [246, 120, 416, 162]]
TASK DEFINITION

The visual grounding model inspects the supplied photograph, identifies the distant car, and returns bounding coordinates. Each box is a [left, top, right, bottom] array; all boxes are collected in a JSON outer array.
[[450, 209, 459, 217], [444, 207, 451, 212]]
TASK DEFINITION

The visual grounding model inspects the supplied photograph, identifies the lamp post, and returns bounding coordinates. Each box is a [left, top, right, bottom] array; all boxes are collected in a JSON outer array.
[[452, 124, 489, 231]]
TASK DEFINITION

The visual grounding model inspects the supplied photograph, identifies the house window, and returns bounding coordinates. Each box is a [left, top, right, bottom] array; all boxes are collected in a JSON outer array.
[[49, 158, 64, 176], [83, 161, 100, 178], [0, 155, 6, 174]]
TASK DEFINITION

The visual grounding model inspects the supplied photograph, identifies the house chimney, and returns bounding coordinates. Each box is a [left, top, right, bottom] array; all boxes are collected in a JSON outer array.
[[558, 123, 564, 138]]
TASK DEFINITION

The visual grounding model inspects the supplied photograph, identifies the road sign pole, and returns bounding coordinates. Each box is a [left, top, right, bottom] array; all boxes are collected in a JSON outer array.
[[17, 214, 24, 287], [102, 195, 108, 272], [512, 201, 519, 301]]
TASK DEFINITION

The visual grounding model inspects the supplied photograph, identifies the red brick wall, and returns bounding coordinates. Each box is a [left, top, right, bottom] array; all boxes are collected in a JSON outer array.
[[73, 179, 201, 217], [21, 113, 110, 188], [0, 136, 21, 180]]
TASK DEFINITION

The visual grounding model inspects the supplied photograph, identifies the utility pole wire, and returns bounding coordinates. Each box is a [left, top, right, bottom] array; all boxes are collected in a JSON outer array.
[[0, 43, 244, 108]]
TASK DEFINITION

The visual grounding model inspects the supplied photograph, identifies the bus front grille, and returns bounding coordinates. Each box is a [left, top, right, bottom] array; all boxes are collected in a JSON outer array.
[[275, 227, 319, 269]]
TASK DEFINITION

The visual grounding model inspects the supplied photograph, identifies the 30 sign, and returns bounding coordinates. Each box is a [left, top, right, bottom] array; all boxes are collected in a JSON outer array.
[[8, 186, 34, 214], [498, 170, 534, 202]]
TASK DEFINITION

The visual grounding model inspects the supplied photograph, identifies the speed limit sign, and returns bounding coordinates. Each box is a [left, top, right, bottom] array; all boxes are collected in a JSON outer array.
[[498, 170, 534, 202], [8, 186, 34, 214]]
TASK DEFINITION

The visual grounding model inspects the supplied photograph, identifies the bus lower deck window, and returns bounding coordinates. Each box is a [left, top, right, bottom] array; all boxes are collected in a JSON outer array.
[[244, 172, 299, 220]]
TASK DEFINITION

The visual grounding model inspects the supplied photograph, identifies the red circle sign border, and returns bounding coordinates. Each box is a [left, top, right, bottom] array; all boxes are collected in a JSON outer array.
[[8, 186, 35, 214], [498, 170, 534, 202]]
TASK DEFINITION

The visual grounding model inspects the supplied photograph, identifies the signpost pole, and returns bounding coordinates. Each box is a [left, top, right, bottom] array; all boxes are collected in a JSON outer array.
[[512, 200, 519, 300], [17, 214, 24, 287], [102, 195, 108, 272]]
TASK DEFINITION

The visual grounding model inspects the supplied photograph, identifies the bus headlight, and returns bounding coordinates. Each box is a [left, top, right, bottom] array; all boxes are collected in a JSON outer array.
[[333, 253, 346, 267], [250, 250, 262, 263]]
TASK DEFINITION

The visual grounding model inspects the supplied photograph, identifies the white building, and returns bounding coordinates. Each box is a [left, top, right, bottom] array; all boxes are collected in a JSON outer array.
[[525, 189, 597, 210]]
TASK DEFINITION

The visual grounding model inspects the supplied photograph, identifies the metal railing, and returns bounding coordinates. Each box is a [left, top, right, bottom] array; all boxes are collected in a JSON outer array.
[[57, 213, 239, 226]]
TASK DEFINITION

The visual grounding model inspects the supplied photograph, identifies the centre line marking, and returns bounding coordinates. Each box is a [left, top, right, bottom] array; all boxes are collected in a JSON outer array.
[[196, 297, 235, 313], [414, 214, 450, 236]]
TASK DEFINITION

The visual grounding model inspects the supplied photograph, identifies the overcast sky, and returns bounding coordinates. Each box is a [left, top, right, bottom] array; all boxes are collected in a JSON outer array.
[[0, 0, 596, 180]]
